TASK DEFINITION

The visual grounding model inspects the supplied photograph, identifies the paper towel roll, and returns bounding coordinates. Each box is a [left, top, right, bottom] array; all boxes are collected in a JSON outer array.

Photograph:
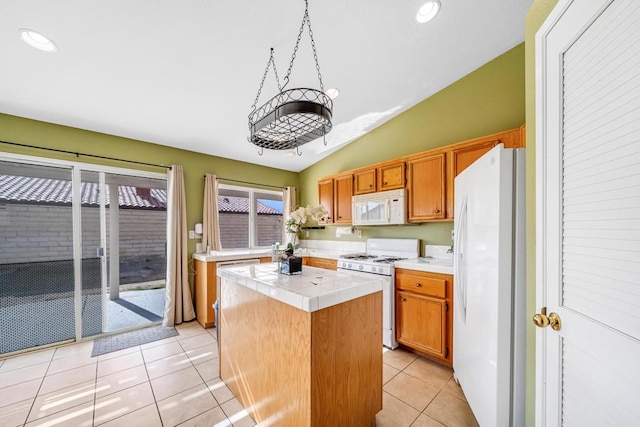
[[336, 226, 354, 237]]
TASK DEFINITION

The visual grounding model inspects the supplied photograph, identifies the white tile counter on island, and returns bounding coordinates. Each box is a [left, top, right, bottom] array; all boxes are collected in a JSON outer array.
[[217, 262, 384, 312], [217, 262, 383, 426], [192, 250, 346, 328]]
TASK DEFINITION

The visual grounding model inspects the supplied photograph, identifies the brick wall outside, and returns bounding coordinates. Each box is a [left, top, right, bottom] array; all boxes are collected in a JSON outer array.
[[0, 203, 166, 264], [219, 212, 282, 249]]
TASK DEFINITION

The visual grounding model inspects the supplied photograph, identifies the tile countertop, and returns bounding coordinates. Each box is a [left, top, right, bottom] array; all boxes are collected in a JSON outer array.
[[192, 249, 343, 262], [217, 263, 383, 313], [394, 258, 454, 275]]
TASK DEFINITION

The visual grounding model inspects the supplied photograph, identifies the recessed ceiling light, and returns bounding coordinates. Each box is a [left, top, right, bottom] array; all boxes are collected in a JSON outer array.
[[18, 28, 57, 53], [416, 1, 441, 23], [325, 88, 340, 100]]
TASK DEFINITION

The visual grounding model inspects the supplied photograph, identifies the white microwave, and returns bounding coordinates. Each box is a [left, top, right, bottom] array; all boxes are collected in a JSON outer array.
[[352, 189, 407, 226]]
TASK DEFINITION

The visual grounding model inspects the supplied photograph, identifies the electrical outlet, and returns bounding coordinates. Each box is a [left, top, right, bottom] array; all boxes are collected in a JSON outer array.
[[189, 230, 195, 239], [305, 230, 310, 238], [356, 229, 362, 238]]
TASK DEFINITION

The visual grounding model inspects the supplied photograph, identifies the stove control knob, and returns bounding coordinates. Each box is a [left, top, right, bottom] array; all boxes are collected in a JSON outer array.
[[347, 263, 352, 269], [359, 265, 363, 271]]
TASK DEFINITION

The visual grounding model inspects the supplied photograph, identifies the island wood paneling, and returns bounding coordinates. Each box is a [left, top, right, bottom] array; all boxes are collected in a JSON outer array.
[[311, 292, 382, 426], [194, 260, 216, 328], [219, 277, 311, 426], [219, 277, 382, 426]]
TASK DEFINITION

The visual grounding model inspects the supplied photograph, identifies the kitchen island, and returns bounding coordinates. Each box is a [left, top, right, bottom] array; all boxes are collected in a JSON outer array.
[[217, 263, 383, 426]]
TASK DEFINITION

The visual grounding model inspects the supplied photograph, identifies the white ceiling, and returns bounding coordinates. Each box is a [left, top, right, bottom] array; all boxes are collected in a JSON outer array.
[[0, 0, 533, 172]]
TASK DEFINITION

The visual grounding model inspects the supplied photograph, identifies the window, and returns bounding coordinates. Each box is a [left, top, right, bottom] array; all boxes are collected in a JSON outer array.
[[217, 185, 283, 249]]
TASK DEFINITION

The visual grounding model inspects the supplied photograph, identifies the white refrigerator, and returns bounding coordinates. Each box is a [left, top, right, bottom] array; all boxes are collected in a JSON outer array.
[[453, 144, 525, 427]]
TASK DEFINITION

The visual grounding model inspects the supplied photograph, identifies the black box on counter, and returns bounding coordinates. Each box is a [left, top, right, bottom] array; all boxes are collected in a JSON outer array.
[[279, 256, 302, 275]]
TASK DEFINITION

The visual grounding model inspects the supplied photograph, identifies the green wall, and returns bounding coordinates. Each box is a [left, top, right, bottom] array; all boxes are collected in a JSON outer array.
[[525, 1, 558, 426], [298, 44, 526, 253], [0, 113, 299, 286]]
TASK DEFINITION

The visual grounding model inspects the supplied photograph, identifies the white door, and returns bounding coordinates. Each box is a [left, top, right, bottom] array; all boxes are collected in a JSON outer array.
[[536, 0, 640, 425]]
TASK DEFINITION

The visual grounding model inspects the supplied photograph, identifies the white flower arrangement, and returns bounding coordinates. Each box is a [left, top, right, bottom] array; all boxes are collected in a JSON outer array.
[[285, 204, 329, 234]]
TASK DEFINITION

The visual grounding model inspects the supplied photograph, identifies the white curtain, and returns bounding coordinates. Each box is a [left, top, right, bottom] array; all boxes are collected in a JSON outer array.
[[163, 165, 196, 326], [282, 186, 297, 244], [202, 174, 222, 252]]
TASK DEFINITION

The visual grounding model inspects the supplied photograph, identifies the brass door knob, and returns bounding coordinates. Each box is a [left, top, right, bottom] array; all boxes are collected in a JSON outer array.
[[533, 313, 550, 328], [533, 307, 562, 331]]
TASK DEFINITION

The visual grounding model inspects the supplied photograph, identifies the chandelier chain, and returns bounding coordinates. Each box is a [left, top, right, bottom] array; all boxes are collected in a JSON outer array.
[[305, 4, 324, 91], [251, 48, 283, 112], [284, 0, 324, 91]]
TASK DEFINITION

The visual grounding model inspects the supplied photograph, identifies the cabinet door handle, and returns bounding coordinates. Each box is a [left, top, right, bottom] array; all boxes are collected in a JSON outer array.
[[434, 209, 440, 214], [400, 297, 407, 302], [416, 283, 422, 287], [383, 181, 388, 185]]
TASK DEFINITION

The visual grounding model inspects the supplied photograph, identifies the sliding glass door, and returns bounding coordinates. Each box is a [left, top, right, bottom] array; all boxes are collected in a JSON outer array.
[[102, 173, 167, 333], [0, 156, 167, 354], [0, 161, 77, 354]]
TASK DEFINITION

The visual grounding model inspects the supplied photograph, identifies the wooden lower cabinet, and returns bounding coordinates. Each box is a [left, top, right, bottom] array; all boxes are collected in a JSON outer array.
[[306, 257, 337, 270], [395, 269, 453, 367], [194, 259, 217, 328]]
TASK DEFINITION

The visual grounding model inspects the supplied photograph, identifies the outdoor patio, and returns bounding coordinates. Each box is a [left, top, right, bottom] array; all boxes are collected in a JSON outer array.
[[0, 259, 165, 355]]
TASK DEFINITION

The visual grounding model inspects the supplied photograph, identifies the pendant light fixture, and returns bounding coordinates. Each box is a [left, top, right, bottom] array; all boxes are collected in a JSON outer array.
[[248, 0, 333, 156]]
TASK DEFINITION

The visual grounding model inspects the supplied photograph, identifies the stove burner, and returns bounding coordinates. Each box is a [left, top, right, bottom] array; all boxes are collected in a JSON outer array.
[[341, 254, 377, 260], [373, 257, 407, 264]]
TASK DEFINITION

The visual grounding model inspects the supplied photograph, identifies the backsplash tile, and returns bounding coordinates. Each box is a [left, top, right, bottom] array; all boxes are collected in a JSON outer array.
[[299, 239, 366, 254], [425, 245, 454, 260]]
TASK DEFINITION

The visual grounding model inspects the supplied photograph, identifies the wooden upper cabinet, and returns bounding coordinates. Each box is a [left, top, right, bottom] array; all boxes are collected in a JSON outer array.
[[407, 153, 446, 222], [333, 174, 353, 224], [353, 168, 377, 195], [445, 140, 499, 218], [452, 140, 500, 177], [378, 161, 405, 191], [318, 178, 334, 224], [316, 127, 524, 223]]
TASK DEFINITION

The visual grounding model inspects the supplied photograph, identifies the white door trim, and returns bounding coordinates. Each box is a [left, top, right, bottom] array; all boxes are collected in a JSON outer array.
[[535, 0, 628, 425]]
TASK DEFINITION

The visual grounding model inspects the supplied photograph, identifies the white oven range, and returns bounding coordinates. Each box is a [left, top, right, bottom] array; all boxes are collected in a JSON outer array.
[[337, 238, 419, 349]]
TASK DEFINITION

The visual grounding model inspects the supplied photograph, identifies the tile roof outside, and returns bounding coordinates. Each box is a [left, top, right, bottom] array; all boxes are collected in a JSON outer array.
[[0, 175, 281, 214]]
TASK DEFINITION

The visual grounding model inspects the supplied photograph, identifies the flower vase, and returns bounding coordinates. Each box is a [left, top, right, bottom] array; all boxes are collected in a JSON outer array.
[[286, 232, 299, 250]]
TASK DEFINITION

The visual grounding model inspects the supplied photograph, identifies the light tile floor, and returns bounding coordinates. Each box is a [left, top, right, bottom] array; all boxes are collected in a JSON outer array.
[[0, 321, 478, 427]]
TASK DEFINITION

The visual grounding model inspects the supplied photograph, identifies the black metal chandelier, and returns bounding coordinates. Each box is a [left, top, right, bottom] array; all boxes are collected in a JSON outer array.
[[248, 0, 333, 156]]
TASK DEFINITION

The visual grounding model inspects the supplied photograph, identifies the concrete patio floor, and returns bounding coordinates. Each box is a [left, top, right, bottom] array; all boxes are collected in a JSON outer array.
[[1, 287, 165, 355]]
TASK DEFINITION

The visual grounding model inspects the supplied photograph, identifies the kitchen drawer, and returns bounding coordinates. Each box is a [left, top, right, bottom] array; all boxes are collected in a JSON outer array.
[[307, 257, 337, 271], [396, 272, 446, 298]]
